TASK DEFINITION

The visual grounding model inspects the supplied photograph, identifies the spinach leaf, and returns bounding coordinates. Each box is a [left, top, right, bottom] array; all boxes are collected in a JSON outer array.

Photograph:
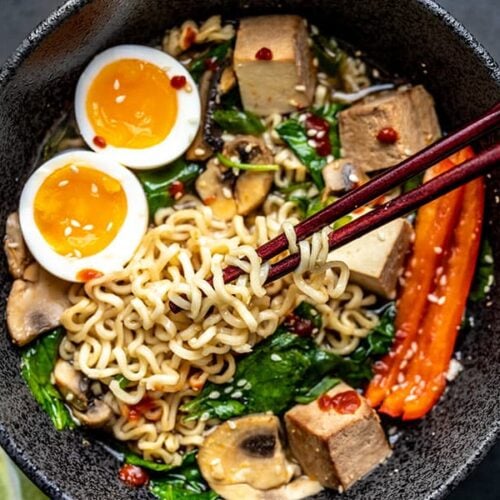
[[311, 34, 346, 76], [21, 328, 76, 431], [294, 302, 322, 330], [182, 302, 396, 421], [149, 451, 219, 500], [212, 109, 265, 135], [276, 120, 326, 189], [469, 239, 494, 302], [189, 41, 232, 82], [401, 172, 424, 193], [137, 159, 201, 218]]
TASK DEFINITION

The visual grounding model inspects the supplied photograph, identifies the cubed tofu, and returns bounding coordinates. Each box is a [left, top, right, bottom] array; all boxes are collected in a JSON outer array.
[[285, 383, 391, 491], [322, 158, 369, 193], [339, 85, 441, 172], [331, 218, 413, 298], [233, 15, 316, 116]]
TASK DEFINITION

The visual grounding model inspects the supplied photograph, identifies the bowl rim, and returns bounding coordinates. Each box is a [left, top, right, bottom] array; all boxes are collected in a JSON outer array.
[[0, 0, 498, 498]]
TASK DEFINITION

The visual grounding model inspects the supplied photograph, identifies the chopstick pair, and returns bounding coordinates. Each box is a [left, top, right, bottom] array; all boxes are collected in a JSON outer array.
[[170, 102, 499, 313]]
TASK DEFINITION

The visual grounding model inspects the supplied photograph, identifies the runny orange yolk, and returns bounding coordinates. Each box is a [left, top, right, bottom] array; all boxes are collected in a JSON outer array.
[[86, 58, 178, 149], [34, 165, 127, 257]]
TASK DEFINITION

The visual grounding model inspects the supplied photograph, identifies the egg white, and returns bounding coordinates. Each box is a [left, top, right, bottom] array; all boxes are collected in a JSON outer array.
[[75, 45, 201, 169], [19, 150, 148, 282]]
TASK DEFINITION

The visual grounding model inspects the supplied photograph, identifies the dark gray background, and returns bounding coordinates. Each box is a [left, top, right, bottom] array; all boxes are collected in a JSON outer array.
[[0, 0, 498, 499]]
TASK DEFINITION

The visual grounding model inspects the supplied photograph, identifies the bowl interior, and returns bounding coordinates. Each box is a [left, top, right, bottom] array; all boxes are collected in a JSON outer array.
[[0, 1, 499, 499]]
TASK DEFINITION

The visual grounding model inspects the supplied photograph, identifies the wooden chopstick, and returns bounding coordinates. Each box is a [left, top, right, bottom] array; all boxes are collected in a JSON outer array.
[[169, 103, 499, 312], [265, 143, 499, 284], [219, 102, 500, 285]]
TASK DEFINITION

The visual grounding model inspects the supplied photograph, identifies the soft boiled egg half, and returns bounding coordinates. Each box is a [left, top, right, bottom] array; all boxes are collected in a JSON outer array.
[[75, 45, 201, 169], [19, 150, 148, 282]]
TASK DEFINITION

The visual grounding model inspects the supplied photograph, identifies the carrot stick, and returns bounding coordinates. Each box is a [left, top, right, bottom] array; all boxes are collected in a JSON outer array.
[[402, 176, 484, 420], [365, 158, 464, 409]]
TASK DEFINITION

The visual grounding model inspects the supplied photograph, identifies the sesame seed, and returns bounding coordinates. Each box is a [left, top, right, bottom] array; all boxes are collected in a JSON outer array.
[[270, 353, 282, 362], [115, 95, 126, 103], [427, 293, 439, 304], [208, 391, 220, 399], [184, 83, 193, 93], [64, 226, 72, 237], [439, 275, 448, 286], [236, 379, 247, 387], [306, 129, 317, 137], [434, 246, 443, 254], [224, 386, 233, 394], [377, 231, 386, 242], [326, 155, 334, 163], [437, 296, 446, 305], [313, 57, 319, 68], [70, 165, 79, 173], [415, 375, 422, 383], [295, 84, 306, 92], [83, 224, 94, 231], [348, 173, 359, 183], [227, 420, 237, 430], [194, 147, 206, 156], [73, 249, 82, 258], [411, 341, 418, 352], [316, 130, 326, 139], [307, 139, 317, 148], [400, 360, 408, 370], [222, 186, 232, 199], [91, 183, 99, 194], [106, 222, 113, 232], [397, 372, 405, 384], [484, 254, 493, 264], [70, 219, 81, 228], [405, 394, 417, 402], [58, 180, 69, 187], [232, 390, 243, 398], [113, 79, 120, 90]]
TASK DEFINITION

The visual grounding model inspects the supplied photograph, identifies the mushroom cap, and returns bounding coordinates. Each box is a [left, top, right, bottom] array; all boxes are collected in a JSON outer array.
[[73, 399, 113, 428], [198, 414, 297, 496], [4, 212, 32, 279], [53, 359, 89, 412], [6, 262, 70, 346]]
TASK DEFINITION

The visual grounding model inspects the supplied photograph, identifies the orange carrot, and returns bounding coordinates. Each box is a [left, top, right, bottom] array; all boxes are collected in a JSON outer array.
[[365, 158, 464, 409], [402, 176, 484, 420]]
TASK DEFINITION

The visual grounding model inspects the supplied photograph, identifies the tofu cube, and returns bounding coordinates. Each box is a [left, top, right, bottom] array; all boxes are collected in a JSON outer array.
[[285, 383, 391, 491], [331, 218, 413, 298], [339, 85, 441, 172], [233, 15, 316, 116]]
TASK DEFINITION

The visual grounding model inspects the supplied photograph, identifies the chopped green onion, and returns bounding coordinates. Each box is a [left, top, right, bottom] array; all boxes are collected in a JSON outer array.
[[217, 153, 279, 172]]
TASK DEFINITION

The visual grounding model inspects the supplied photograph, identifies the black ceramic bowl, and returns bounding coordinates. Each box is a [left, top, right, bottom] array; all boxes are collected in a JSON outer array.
[[0, 1, 499, 499]]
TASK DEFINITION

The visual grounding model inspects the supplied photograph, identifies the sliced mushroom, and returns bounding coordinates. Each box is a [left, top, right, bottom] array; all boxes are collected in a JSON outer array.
[[6, 262, 71, 346], [73, 399, 113, 428], [198, 414, 303, 500], [186, 70, 216, 161], [322, 158, 369, 194], [195, 136, 274, 220], [53, 359, 112, 428], [4, 212, 32, 278], [54, 359, 89, 411]]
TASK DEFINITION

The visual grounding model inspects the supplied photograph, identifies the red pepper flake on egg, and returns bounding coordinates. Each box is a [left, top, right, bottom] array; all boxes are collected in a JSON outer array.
[[170, 75, 187, 89], [93, 135, 107, 148], [318, 390, 361, 414], [376, 127, 399, 144], [118, 464, 149, 488], [77, 269, 104, 282], [255, 47, 273, 61]]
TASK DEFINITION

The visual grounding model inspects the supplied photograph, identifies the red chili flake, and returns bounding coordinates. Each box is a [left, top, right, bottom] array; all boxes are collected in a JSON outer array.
[[373, 360, 389, 376], [255, 47, 273, 61], [119, 464, 149, 488], [77, 269, 104, 282], [204, 57, 219, 71], [170, 75, 187, 89], [318, 390, 361, 414], [183, 26, 197, 49], [283, 313, 314, 337], [93, 135, 107, 148], [315, 137, 332, 157], [127, 396, 157, 422], [169, 180, 185, 200], [203, 195, 217, 205], [305, 114, 332, 157], [305, 114, 330, 132], [377, 127, 399, 144]]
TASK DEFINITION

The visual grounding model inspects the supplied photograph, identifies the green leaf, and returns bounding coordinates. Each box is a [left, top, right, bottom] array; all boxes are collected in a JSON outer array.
[[114, 374, 132, 389], [294, 302, 322, 330], [189, 41, 232, 82], [311, 34, 346, 76], [216, 153, 279, 172], [21, 328, 75, 431], [149, 451, 219, 500], [469, 239, 494, 302], [212, 109, 265, 135], [125, 450, 177, 473], [401, 172, 424, 193], [295, 376, 341, 404], [276, 120, 326, 189], [137, 159, 201, 218]]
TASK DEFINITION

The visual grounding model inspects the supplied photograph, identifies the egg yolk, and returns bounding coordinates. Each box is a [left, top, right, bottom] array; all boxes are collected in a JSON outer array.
[[33, 165, 127, 258], [86, 59, 178, 149]]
